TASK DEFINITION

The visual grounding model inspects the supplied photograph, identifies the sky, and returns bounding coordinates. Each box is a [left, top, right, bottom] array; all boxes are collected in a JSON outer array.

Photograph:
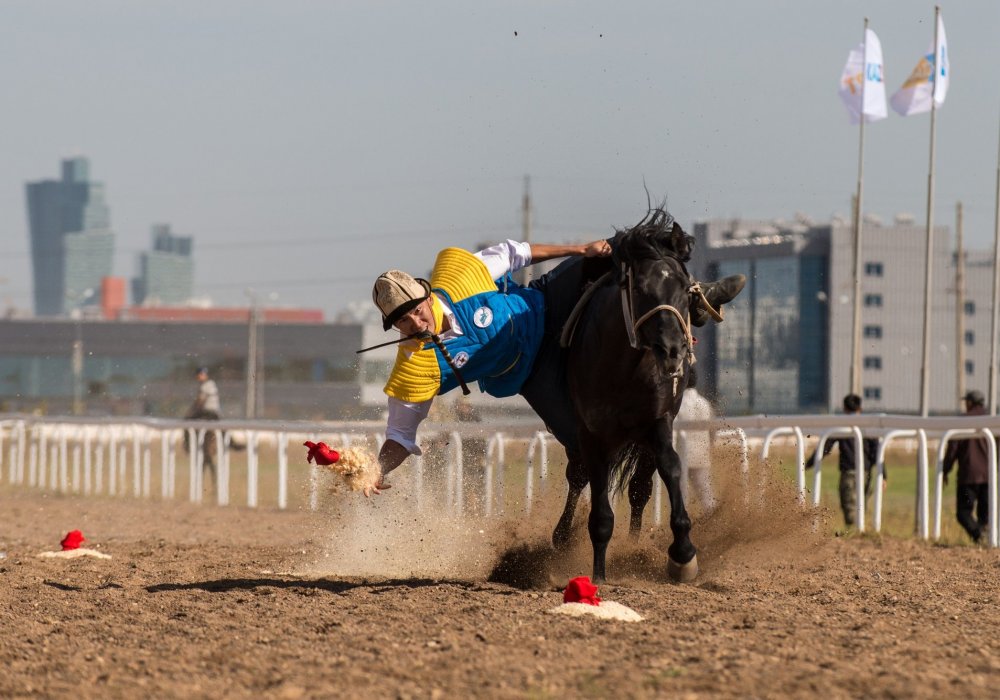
[[2, 1, 999, 320]]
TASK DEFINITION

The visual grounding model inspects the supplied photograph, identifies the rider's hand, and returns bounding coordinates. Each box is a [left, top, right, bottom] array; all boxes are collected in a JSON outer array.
[[363, 473, 391, 498], [583, 240, 612, 258]]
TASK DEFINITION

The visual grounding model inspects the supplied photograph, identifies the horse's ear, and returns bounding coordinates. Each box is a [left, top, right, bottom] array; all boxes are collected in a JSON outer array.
[[611, 230, 629, 267], [670, 223, 695, 263]]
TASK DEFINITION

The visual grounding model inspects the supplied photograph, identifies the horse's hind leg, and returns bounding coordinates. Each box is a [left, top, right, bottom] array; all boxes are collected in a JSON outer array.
[[655, 426, 698, 582], [553, 451, 587, 551], [627, 458, 656, 540]]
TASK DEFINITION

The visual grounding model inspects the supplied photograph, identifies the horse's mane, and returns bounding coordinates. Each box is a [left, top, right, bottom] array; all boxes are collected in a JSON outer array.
[[612, 207, 695, 264]]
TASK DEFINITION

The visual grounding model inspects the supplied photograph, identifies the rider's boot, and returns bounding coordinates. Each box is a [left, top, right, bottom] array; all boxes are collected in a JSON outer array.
[[691, 274, 746, 326]]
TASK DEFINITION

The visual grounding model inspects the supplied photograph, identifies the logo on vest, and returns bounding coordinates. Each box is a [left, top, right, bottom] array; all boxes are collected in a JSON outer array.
[[453, 351, 470, 368], [473, 306, 494, 328]]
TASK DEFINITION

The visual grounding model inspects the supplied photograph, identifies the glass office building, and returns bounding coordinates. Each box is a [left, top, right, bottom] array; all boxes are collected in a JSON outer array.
[[693, 221, 829, 415], [25, 157, 114, 315]]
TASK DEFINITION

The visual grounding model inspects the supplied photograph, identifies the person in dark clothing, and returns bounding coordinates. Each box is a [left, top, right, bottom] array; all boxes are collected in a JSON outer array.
[[806, 393, 882, 527], [942, 390, 993, 543]]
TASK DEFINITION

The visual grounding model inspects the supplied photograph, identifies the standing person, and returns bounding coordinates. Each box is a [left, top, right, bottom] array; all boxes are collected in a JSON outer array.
[[361, 221, 745, 499], [942, 390, 992, 543], [675, 366, 717, 515], [806, 393, 881, 527], [184, 366, 221, 489]]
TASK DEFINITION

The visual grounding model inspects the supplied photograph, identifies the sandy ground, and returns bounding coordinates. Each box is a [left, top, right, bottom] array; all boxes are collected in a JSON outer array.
[[2, 471, 1000, 699]]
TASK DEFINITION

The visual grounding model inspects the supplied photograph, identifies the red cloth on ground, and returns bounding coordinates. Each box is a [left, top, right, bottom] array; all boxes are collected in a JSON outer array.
[[304, 441, 340, 466], [61, 530, 85, 551], [563, 576, 602, 606]]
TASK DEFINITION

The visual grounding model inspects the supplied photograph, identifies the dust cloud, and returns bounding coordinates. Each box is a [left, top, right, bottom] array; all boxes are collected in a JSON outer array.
[[300, 437, 829, 588]]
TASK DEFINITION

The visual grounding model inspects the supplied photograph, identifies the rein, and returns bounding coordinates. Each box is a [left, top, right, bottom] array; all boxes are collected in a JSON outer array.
[[356, 330, 471, 396]]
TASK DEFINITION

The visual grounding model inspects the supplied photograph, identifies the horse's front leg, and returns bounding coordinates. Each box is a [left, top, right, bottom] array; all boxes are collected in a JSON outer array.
[[581, 434, 614, 584], [627, 459, 656, 540], [654, 423, 698, 582], [553, 451, 588, 551]]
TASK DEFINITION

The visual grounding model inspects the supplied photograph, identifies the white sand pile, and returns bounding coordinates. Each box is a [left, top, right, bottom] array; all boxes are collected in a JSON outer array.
[[549, 600, 643, 622], [37, 548, 112, 560], [320, 446, 380, 492], [548, 600, 644, 622]]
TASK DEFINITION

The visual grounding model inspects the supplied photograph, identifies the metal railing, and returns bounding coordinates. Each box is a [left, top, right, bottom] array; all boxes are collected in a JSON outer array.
[[3, 413, 999, 546]]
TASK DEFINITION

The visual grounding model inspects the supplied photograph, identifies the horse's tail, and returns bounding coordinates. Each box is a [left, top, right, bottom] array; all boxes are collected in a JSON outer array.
[[609, 443, 653, 498]]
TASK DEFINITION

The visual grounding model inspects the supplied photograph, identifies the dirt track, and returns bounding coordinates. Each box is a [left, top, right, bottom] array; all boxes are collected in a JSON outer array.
[[2, 484, 1000, 699]]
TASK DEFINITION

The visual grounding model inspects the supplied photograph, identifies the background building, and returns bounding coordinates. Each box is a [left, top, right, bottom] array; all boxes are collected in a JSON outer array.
[[691, 217, 829, 415], [692, 214, 983, 415], [132, 224, 194, 306], [25, 157, 114, 315]]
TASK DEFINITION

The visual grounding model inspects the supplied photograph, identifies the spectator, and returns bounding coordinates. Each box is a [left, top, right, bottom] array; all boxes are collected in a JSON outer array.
[[943, 390, 992, 544], [806, 393, 881, 527], [184, 366, 221, 489]]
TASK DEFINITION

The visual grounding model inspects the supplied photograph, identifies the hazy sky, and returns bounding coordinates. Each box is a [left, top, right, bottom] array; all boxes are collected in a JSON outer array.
[[3, 1, 999, 319]]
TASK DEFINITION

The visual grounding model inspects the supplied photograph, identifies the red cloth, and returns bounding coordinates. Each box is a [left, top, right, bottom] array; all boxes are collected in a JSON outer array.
[[563, 576, 601, 606], [61, 530, 85, 551], [304, 441, 340, 466]]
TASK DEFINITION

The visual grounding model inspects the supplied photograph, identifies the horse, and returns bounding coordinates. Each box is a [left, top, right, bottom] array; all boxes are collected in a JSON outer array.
[[552, 208, 742, 583]]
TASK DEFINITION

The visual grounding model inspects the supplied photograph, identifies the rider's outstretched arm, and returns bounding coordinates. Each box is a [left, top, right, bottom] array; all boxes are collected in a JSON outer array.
[[529, 241, 611, 264]]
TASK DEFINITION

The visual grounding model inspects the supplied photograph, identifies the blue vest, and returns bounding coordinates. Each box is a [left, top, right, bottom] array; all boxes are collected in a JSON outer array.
[[434, 280, 544, 398]]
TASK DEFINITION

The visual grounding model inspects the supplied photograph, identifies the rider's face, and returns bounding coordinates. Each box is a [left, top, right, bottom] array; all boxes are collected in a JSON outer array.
[[393, 298, 434, 336]]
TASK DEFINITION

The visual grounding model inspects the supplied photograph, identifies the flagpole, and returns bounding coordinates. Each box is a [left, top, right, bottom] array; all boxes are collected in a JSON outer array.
[[918, 5, 941, 417], [849, 17, 869, 398], [955, 201, 966, 408], [990, 113, 1000, 415]]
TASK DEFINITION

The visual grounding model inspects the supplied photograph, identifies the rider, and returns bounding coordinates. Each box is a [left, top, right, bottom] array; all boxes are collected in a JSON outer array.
[[364, 217, 745, 497]]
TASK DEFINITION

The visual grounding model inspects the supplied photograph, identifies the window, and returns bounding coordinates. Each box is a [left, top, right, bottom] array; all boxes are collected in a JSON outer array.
[[965, 330, 975, 346], [863, 387, 882, 400], [965, 301, 976, 316], [863, 356, 882, 370], [865, 262, 884, 277], [863, 325, 883, 339], [966, 360, 975, 376], [863, 294, 883, 308]]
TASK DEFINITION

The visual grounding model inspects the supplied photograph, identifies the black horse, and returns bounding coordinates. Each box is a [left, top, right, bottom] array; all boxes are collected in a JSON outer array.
[[552, 208, 743, 583]]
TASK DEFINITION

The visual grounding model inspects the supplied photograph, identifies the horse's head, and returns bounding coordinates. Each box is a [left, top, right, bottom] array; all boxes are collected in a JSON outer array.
[[612, 209, 697, 379]]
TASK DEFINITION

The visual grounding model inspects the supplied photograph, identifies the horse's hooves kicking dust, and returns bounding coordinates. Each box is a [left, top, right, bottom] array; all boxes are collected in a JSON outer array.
[[667, 554, 699, 583]]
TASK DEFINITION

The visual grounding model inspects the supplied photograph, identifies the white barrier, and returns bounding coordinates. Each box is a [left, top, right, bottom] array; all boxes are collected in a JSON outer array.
[[3, 413, 1000, 547]]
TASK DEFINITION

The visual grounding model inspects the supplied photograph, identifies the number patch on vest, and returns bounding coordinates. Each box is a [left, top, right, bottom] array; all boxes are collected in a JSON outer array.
[[453, 351, 470, 368], [473, 306, 494, 328]]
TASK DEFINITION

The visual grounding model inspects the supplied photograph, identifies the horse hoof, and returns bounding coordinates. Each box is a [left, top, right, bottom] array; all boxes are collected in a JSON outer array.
[[667, 554, 698, 583]]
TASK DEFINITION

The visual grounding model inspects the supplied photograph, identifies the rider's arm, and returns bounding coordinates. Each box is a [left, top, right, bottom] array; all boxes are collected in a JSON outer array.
[[528, 241, 611, 264], [367, 396, 432, 497], [475, 239, 611, 280]]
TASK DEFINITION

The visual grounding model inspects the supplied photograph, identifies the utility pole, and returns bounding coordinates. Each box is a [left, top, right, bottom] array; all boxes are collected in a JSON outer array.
[[71, 320, 84, 416], [955, 201, 966, 408], [68, 287, 93, 416], [245, 291, 259, 419], [519, 175, 533, 286]]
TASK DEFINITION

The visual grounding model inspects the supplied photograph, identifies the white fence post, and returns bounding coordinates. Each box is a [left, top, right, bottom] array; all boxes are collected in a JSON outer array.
[[986, 428, 998, 548], [246, 430, 258, 508], [277, 432, 288, 510]]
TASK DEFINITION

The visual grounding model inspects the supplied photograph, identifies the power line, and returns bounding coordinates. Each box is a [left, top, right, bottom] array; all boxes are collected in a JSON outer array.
[[0, 224, 521, 260]]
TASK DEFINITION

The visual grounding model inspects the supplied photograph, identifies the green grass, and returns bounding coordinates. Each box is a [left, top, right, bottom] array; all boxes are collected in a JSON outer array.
[[766, 445, 977, 545]]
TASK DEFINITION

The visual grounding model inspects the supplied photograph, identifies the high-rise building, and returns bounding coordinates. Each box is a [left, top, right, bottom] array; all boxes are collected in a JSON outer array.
[[691, 217, 830, 415], [25, 157, 114, 315], [132, 224, 194, 305], [692, 214, 969, 415]]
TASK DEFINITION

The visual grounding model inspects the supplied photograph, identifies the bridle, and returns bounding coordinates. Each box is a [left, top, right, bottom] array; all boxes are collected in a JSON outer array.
[[618, 258, 723, 393]]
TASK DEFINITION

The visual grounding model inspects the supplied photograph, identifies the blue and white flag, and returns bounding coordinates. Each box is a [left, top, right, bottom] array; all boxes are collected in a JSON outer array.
[[890, 13, 949, 116], [838, 28, 888, 124]]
